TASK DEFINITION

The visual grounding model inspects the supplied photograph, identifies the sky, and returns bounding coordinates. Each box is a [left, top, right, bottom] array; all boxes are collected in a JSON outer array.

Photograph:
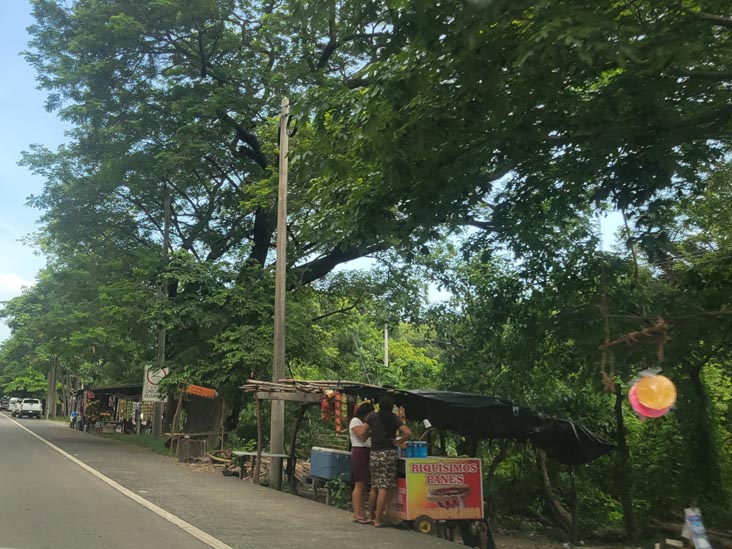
[[0, 2, 68, 340]]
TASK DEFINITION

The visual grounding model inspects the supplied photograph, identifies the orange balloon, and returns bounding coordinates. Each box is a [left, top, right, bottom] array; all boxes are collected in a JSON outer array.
[[635, 375, 677, 410]]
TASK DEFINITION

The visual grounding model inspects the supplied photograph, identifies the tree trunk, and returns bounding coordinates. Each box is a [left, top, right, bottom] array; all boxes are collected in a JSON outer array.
[[46, 358, 58, 419], [485, 440, 509, 485], [614, 385, 635, 540], [536, 449, 572, 533], [683, 361, 727, 506]]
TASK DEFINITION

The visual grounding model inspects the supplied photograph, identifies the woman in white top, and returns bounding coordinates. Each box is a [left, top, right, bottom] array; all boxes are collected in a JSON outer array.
[[349, 401, 376, 523]]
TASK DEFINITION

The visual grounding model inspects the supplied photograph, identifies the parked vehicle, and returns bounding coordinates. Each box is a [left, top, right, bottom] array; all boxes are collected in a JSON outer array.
[[17, 398, 43, 418], [0, 396, 8, 410], [8, 397, 21, 416]]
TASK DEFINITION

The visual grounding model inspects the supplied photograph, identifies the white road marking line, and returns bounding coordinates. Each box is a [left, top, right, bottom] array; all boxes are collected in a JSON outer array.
[[0, 414, 233, 549]]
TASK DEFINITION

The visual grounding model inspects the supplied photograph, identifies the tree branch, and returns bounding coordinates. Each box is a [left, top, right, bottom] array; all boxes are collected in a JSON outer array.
[[670, 67, 732, 81], [219, 111, 268, 169], [204, 154, 244, 192], [197, 27, 207, 78], [345, 76, 370, 89], [310, 298, 363, 323], [112, 189, 164, 236], [686, 8, 732, 29], [317, 15, 338, 69], [293, 242, 387, 286], [464, 218, 491, 231], [248, 208, 276, 267]]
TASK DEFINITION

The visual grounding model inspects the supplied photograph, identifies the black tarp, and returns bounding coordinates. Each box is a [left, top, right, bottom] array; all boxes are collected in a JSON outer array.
[[338, 385, 613, 466]]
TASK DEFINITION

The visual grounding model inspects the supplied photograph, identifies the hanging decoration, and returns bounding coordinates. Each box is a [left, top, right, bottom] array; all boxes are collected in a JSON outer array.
[[635, 374, 676, 410], [628, 371, 676, 419], [628, 383, 672, 418]]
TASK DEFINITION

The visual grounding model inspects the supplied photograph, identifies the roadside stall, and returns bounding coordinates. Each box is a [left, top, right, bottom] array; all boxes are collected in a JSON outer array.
[[241, 379, 613, 548], [166, 383, 225, 459], [71, 385, 143, 433]]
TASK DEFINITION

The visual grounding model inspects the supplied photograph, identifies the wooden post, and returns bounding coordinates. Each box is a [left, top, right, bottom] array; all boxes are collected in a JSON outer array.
[[270, 96, 289, 489], [153, 182, 171, 437], [254, 397, 263, 484], [170, 388, 184, 456], [136, 401, 141, 435], [220, 396, 226, 451]]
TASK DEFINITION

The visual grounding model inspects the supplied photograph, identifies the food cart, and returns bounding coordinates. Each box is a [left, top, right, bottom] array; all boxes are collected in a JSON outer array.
[[391, 456, 484, 534]]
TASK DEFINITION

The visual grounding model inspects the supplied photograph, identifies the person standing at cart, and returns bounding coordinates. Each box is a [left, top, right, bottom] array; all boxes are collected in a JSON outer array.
[[349, 401, 376, 523], [364, 395, 412, 528]]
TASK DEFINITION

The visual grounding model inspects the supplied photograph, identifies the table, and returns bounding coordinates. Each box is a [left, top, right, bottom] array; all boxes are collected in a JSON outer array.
[[232, 451, 290, 484]]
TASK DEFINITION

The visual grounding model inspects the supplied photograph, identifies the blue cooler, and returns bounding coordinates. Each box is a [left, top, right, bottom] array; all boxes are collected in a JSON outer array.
[[310, 446, 352, 481]]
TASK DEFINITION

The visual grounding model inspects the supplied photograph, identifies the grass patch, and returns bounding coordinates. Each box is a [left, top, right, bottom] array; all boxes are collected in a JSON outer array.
[[100, 433, 170, 456]]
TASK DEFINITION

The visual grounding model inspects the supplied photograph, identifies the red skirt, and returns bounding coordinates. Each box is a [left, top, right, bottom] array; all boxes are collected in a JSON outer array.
[[351, 446, 371, 483]]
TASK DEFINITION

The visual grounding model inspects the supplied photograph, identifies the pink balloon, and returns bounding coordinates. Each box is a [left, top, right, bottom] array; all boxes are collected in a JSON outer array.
[[629, 384, 671, 418]]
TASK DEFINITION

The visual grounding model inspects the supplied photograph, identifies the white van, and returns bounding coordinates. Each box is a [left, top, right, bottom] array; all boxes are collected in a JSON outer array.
[[8, 397, 21, 417]]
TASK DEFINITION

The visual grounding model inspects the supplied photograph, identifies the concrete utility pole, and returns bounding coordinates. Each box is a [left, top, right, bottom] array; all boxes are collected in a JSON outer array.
[[384, 324, 389, 370], [153, 182, 171, 437], [270, 97, 289, 489]]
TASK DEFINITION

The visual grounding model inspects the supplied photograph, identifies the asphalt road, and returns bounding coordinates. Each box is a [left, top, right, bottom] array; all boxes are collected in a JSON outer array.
[[0, 413, 458, 549], [0, 413, 212, 549]]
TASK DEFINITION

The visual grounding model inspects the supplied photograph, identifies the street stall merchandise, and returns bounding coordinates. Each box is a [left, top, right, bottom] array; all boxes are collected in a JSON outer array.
[[70, 385, 143, 433]]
